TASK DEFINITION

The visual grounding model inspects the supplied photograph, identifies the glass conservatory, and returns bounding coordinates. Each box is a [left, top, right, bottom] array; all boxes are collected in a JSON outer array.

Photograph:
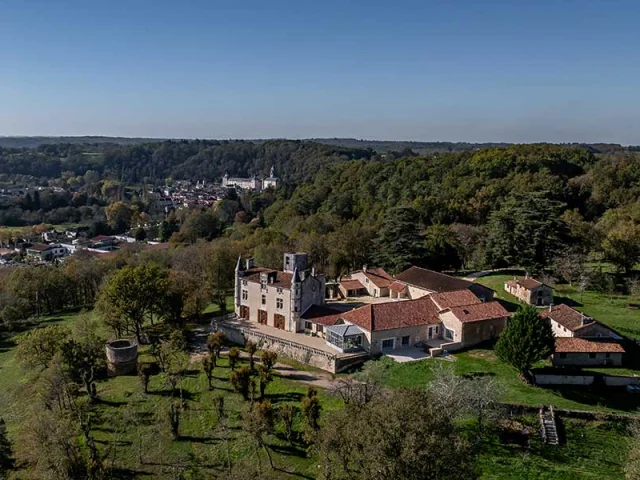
[[325, 324, 365, 353]]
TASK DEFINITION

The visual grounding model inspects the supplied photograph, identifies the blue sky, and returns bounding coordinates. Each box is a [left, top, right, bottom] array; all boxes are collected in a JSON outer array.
[[1, 0, 639, 143]]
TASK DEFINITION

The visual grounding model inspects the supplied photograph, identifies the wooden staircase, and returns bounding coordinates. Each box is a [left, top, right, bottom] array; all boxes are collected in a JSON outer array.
[[540, 406, 559, 445]]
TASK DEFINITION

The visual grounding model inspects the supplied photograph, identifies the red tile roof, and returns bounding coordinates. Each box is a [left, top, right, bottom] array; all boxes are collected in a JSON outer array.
[[447, 302, 509, 323], [340, 279, 366, 291], [389, 281, 407, 292], [361, 267, 393, 288], [27, 243, 54, 252], [540, 304, 595, 332], [341, 297, 441, 332], [507, 277, 546, 290], [554, 337, 625, 354], [430, 289, 482, 310], [395, 266, 474, 293], [243, 268, 293, 289], [301, 305, 343, 326]]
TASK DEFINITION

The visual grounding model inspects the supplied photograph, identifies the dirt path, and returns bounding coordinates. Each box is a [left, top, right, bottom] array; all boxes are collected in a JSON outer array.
[[189, 326, 339, 389]]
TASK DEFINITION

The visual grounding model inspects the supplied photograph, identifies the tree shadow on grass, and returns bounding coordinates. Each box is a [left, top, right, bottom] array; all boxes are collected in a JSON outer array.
[[271, 466, 315, 480], [544, 386, 640, 412], [95, 398, 129, 407], [266, 392, 304, 404], [268, 443, 308, 458], [109, 467, 155, 478], [147, 389, 197, 401], [175, 434, 222, 444], [495, 298, 520, 313], [461, 372, 497, 380]]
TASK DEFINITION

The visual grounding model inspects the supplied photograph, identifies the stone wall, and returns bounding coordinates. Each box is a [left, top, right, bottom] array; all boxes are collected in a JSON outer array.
[[215, 322, 364, 373]]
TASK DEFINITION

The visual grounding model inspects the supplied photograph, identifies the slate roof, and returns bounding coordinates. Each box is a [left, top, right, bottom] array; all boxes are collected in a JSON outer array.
[[447, 302, 509, 323], [243, 268, 294, 289], [395, 266, 474, 293], [554, 337, 625, 354], [540, 304, 595, 332], [301, 306, 344, 327]]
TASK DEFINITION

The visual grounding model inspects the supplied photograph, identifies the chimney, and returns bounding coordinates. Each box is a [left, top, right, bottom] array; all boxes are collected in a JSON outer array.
[[311, 266, 316, 277], [363, 265, 368, 272], [548, 303, 553, 312], [246, 257, 255, 269]]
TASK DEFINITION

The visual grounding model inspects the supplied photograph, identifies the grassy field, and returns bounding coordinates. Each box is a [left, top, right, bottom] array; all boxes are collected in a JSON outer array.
[[1, 307, 636, 478], [478, 416, 629, 479], [372, 351, 640, 413], [477, 273, 640, 340], [0, 311, 341, 478]]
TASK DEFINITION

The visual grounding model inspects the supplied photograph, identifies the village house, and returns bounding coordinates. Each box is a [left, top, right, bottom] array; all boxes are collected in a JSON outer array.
[[505, 276, 554, 306], [389, 266, 494, 301], [305, 288, 509, 355], [338, 266, 394, 298], [25, 243, 67, 261], [234, 252, 326, 332], [540, 304, 625, 367]]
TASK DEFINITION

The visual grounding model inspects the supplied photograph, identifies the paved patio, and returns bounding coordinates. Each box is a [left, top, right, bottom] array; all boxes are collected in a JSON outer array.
[[216, 315, 351, 357], [385, 348, 431, 363]]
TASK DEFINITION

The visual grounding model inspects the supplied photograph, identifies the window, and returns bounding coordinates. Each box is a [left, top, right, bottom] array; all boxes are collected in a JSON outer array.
[[317, 325, 324, 333], [589, 353, 596, 359], [242, 280, 248, 286], [261, 295, 266, 305], [242, 290, 248, 301], [276, 298, 283, 309], [305, 321, 312, 330], [401, 335, 410, 346], [365, 278, 369, 283], [277, 287, 283, 294], [381, 338, 394, 350], [559, 353, 567, 359], [374, 289, 378, 296], [444, 328, 455, 341], [605, 353, 611, 359]]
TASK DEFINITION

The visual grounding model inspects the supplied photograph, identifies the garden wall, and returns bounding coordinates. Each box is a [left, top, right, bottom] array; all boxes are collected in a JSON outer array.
[[533, 373, 640, 387], [215, 321, 368, 373]]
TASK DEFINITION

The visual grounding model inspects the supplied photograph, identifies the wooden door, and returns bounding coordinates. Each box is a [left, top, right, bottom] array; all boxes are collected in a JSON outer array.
[[258, 310, 268, 325], [274, 314, 286, 330], [240, 306, 250, 320]]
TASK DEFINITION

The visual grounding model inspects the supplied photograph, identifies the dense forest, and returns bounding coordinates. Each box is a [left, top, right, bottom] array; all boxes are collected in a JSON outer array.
[[2, 140, 640, 281]]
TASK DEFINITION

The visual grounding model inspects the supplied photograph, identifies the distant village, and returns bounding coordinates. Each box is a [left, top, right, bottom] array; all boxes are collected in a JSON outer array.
[[0, 169, 280, 266]]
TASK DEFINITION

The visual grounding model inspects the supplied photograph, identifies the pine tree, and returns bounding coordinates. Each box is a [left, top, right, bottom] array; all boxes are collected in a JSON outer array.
[[495, 305, 554, 377], [374, 206, 424, 273]]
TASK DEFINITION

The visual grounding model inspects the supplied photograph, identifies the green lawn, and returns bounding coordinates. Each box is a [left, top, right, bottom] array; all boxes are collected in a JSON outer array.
[[477, 273, 640, 339], [371, 351, 640, 413], [478, 416, 629, 479], [1, 307, 636, 478], [0, 310, 341, 478]]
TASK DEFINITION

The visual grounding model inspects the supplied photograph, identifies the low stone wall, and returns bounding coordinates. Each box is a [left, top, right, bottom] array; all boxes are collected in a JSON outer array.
[[430, 341, 464, 357], [533, 373, 640, 387], [215, 322, 365, 373]]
